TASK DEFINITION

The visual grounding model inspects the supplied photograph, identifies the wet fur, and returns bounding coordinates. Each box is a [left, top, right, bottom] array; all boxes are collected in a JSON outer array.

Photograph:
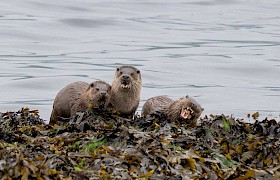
[[50, 81, 111, 125], [110, 66, 142, 117], [141, 96, 173, 116], [142, 95, 203, 126]]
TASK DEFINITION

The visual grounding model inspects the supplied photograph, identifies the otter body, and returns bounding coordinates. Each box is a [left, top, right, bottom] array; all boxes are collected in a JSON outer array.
[[110, 66, 142, 117], [50, 80, 111, 125], [141, 95, 204, 126]]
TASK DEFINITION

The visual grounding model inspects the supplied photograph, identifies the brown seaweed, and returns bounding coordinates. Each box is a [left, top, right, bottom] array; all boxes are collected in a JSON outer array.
[[0, 108, 280, 179]]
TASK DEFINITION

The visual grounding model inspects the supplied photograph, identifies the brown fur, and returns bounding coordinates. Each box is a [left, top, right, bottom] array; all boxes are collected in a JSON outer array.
[[49, 80, 111, 125], [141, 96, 173, 116], [141, 95, 204, 126], [110, 66, 142, 117]]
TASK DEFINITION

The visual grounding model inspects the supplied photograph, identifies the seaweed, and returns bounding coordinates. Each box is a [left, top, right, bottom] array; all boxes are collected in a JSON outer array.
[[0, 108, 279, 179]]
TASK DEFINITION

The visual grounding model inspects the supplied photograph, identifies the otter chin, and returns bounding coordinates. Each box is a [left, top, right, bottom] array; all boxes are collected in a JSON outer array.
[[141, 95, 204, 126], [94, 93, 110, 110], [120, 80, 131, 90]]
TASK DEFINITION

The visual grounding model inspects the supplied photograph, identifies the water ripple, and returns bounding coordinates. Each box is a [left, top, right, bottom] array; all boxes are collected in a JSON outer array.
[[60, 18, 116, 28], [0, 0, 279, 121]]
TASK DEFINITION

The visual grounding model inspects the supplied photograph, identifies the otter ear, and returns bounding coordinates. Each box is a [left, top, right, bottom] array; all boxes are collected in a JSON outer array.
[[201, 108, 204, 111], [185, 95, 189, 99], [87, 83, 94, 91]]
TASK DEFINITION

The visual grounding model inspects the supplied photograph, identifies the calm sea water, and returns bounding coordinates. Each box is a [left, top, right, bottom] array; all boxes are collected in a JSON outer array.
[[0, 0, 279, 123]]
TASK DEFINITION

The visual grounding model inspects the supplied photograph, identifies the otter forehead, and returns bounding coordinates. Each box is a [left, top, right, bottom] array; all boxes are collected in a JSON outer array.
[[96, 83, 111, 90], [181, 96, 203, 111], [90, 81, 111, 90], [116, 66, 141, 75], [118, 66, 140, 71]]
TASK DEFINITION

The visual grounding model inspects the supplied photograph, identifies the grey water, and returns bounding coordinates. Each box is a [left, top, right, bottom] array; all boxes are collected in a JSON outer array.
[[0, 0, 279, 123]]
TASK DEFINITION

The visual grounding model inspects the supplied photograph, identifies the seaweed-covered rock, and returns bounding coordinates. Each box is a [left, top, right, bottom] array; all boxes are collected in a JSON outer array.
[[0, 108, 280, 179]]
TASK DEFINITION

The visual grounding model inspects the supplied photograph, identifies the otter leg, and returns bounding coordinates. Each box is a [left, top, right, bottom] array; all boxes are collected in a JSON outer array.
[[49, 109, 59, 125]]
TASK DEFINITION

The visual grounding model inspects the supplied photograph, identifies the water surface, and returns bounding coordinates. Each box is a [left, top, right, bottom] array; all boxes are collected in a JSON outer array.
[[0, 0, 279, 122]]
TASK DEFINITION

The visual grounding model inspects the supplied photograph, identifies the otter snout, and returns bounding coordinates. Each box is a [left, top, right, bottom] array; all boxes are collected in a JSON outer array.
[[99, 91, 109, 101], [180, 107, 194, 120], [122, 75, 130, 80], [120, 75, 131, 89], [94, 91, 110, 110]]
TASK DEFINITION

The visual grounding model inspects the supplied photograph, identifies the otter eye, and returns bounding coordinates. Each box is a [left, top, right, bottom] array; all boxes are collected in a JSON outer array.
[[120, 71, 123, 75], [96, 88, 99, 91], [192, 103, 197, 108], [136, 70, 140, 74], [90, 83, 94, 87], [117, 68, 120, 71]]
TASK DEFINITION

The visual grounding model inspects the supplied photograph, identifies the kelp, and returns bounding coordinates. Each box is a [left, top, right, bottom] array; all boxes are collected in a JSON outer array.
[[0, 108, 280, 179]]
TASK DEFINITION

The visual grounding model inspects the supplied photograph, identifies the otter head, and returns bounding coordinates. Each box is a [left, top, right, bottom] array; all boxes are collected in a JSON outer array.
[[179, 96, 204, 122], [113, 66, 141, 91], [87, 81, 111, 110]]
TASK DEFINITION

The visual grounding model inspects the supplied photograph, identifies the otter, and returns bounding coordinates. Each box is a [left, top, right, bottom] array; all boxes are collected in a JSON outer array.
[[110, 66, 142, 118], [141, 95, 204, 126], [49, 80, 111, 125]]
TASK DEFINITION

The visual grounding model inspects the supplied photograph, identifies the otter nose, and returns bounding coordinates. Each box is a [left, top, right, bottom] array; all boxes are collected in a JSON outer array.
[[100, 92, 107, 96], [122, 75, 129, 80]]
